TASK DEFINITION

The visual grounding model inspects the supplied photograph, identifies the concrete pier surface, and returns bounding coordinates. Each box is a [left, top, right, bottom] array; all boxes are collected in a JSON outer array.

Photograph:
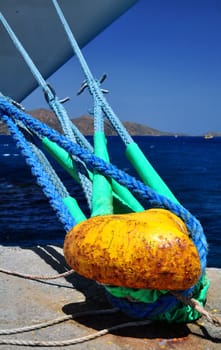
[[0, 245, 220, 349]]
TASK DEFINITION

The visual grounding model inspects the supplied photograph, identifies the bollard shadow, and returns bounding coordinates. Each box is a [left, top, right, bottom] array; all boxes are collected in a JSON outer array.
[[29, 244, 109, 301], [62, 301, 191, 341], [28, 245, 221, 344]]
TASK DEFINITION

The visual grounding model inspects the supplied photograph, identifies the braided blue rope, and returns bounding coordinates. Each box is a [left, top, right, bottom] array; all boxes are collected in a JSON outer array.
[[0, 12, 94, 207], [51, 0, 134, 146], [93, 98, 104, 133], [0, 98, 207, 269], [0, 98, 208, 318], [46, 88, 92, 151], [107, 286, 195, 319], [29, 142, 69, 199], [1, 114, 75, 232], [0, 6, 208, 320], [0, 13, 54, 100]]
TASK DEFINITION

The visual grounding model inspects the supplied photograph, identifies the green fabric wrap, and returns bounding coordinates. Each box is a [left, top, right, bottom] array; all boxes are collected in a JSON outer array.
[[42, 136, 143, 214], [111, 179, 144, 213], [42, 137, 80, 182], [63, 196, 86, 224], [92, 131, 144, 216], [92, 133, 144, 215], [105, 285, 168, 303], [91, 132, 113, 216], [42, 137, 86, 222], [126, 142, 178, 203]]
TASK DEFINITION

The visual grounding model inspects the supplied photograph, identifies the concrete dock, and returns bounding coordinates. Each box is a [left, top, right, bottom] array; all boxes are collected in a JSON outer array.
[[0, 245, 220, 349]]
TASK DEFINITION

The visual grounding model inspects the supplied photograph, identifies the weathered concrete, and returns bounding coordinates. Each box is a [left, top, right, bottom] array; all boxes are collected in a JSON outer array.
[[0, 245, 220, 349]]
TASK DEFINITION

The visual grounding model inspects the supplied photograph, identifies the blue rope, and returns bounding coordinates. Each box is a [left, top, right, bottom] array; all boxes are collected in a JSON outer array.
[[29, 143, 70, 199], [51, 0, 134, 146], [1, 113, 75, 232], [0, 98, 208, 318], [0, 12, 94, 206], [51, 0, 178, 206], [45, 87, 91, 151], [107, 287, 194, 319], [0, 98, 208, 271], [93, 98, 104, 133], [0, 6, 208, 320]]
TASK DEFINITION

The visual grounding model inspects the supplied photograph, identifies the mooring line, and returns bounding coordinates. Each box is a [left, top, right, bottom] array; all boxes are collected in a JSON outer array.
[[0, 319, 152, 347], [1, 266, 221, 327], [0, 308, 119, 335], [0, 269, 220, 347], [171, 292, 221, 327], [0, 267, 74, 280]]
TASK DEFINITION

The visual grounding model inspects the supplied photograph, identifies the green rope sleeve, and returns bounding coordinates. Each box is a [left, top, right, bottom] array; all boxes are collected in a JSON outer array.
[[111, 179, 144, 213], [63, 196, 86, 224], [42, 137, 80, 182], [42, 137, 86, 223], [126, 142, 178, 203], [91, 133, 145, 216], [91, 132, 113, 216], [42, 137, 143, 215]]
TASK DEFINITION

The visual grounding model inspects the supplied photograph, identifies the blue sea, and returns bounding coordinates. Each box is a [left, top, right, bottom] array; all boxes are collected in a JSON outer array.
[[0, 135, 220, 268]]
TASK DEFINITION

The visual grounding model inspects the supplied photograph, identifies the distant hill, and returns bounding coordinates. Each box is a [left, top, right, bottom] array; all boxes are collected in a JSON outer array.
[[0, 108, 174, 136], [1, 108, 220, 137], [73, 115, 173, 136]]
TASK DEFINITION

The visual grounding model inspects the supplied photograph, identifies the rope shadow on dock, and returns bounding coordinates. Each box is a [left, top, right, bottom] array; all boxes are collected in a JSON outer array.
[[28, 245, 193, 341], [18, 245, 221, 345]]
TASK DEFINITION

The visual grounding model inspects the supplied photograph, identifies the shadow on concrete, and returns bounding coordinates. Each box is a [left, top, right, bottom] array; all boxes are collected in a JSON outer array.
[[29, 245, 108, 300], [29, 245, 221, 344], [27, 245, 191, 341]]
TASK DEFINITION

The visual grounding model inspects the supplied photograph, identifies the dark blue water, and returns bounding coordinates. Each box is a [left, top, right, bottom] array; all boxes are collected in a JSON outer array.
[[0, 135, 221, 267]]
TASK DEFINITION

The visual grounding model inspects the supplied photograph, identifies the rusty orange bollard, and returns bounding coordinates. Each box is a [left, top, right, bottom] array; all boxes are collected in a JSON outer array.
[[64, 209, 201, 291]]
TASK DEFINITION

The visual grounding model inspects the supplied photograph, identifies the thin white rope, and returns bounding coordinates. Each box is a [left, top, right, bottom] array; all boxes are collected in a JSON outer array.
[[0, 319, 152, 347], [0, 267, 74, 280], [0, 308, 119, 335]]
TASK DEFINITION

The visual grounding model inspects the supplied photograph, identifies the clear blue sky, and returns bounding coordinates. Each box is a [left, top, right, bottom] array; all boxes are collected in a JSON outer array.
[[23, 0, 221, 135]]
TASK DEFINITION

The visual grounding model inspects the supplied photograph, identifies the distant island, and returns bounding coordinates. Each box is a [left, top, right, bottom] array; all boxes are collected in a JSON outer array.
[[0, 108, 220, 137]]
